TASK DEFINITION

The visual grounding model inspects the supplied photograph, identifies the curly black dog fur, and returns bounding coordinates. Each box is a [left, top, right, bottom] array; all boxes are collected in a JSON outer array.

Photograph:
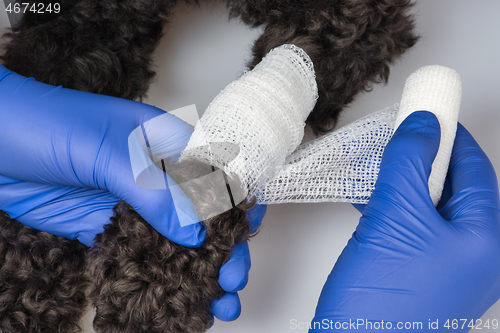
[[228, 0, 418, 133], [89, 200, 254, 332], [1, 0, 175, 100], [87, 158, 256, 333], [0, 211, 89, 333], [2, 0, 418, 131], [0, 0, 418, 332]]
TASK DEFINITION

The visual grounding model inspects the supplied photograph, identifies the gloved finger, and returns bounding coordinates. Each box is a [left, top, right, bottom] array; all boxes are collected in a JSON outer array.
[[218, 242, 251, 292], [370, 111, 441, 210], [214, 207, 262, 320], [352, 203, 367, 214], [448, 123, 499, 200], [0, 179, 119, 246], [211, 292, 242, 322], [438, 123, 499, 221], [20, 199, 116, 247], [246, 204, 267, 233]]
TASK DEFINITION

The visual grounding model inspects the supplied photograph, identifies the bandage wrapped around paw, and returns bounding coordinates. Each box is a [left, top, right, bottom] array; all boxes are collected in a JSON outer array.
[[179, 44, 319, 196], [130, 44, 318, 224]]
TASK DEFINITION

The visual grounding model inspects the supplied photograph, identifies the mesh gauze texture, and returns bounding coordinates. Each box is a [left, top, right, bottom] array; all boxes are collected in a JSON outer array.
[[180, 44, 318, 194], [259, 65, 461, 205], [258, 106, 399, 204]]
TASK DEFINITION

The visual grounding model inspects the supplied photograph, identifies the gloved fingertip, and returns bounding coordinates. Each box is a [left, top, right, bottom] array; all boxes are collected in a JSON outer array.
[[167, 222, 207, 248], [352, 203, 367, 214], [396, 111, 440, 141], [208, 314, 215, 328], [453, 122, 483, 154], [78, 236, 94, 248], [373, 111, 442, 206], [219, 259, 249, 292], [382, 110, 441, 176], [211, 292, 241, 322], [247, 204, 267, 232], [77, 223, 108, 248]]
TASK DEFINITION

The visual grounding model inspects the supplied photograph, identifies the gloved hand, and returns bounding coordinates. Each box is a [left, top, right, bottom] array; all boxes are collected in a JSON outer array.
[[0, 65, 267, 321], [0, 176, 266, 322], [311, 111, 500, 332], [0, 64, 201, 246]]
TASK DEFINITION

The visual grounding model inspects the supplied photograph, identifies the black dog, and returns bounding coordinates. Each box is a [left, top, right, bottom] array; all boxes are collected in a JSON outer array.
[[0, 0, 418, 332]]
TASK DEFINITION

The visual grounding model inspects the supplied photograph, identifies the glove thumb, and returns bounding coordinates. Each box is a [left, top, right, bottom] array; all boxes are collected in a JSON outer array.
[[371, 111, 441, 209]]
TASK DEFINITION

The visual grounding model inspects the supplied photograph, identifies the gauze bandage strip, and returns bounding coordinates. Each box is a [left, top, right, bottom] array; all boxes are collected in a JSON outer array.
[[179, 44, 318, 197], [259, 65, 462, 205], [258, 106, 399, 204]]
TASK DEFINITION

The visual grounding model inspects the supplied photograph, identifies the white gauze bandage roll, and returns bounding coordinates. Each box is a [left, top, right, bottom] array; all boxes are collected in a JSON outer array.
[[259, 65, 462, 205], [395, 65, 462, 205], [180, 44, 318, 197]]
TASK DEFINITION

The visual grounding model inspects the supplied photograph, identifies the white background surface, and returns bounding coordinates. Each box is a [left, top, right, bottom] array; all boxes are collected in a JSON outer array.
[[1, 1, 500, 332]]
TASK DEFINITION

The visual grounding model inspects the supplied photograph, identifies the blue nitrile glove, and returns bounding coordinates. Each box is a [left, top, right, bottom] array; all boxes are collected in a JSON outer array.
[[0, 64, 267, 321], [0, 174, 120, 246], [310, 111, 500, 332], [0, 64, 203, 247]]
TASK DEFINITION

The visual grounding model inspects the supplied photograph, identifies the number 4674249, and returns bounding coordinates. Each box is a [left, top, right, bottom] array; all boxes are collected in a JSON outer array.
[[6, 2, 60, 14], [443, 318, 499, 330]]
